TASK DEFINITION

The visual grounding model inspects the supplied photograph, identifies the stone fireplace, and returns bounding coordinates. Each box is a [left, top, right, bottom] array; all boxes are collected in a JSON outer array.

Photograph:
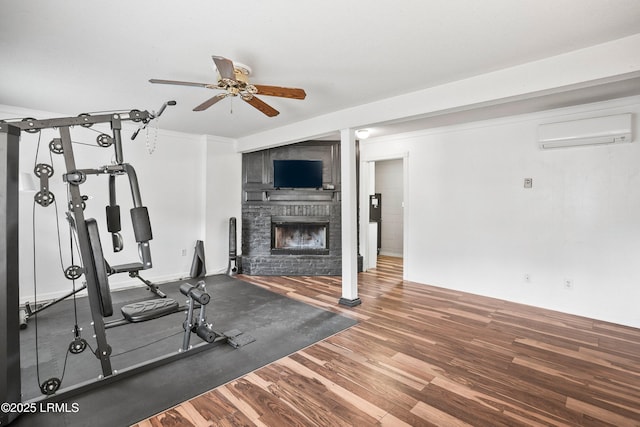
[[241, 202, 341, 275], [240, 141, 342, 275]]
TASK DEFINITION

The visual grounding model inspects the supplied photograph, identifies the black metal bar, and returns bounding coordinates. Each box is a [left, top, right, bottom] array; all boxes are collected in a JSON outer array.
[[111, 115, 124, 165], [130, 272, 166, 298], [25, 283, 87, 317], [121, 164, 143, 207], [4, 111, 150, 131], [182, 294, 195, 351], [58, 126, 113, 377], [108, 174, 117, 207], [24, 339, 224, 407], [0, 124, 21, 426]]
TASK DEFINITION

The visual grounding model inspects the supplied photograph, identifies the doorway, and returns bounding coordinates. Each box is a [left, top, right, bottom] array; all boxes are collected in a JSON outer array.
[[374, 159, 404, 258], [360, 154, 407, 276]]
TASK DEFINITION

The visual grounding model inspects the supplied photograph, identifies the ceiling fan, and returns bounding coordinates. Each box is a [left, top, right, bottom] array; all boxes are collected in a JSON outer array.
[[149, 56, 306, 117]]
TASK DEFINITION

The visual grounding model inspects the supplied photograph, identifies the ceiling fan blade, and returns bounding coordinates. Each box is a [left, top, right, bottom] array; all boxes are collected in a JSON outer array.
[[244, 96, 279, 117], [149, 79, 211, 88], [212, 56, 237, 82], [193, 93, 227, 111], [253, 85, 307, 100]]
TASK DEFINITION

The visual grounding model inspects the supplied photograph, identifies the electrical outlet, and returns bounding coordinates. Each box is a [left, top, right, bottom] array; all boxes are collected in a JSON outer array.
[[524, 178, 533, 189], [181, 249, 187, 257], [564, 279, 573, 290], [524, 274, 531, 283]]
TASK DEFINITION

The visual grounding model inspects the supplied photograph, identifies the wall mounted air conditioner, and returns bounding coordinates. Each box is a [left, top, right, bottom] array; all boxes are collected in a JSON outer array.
[[538, 113, 633, 149]]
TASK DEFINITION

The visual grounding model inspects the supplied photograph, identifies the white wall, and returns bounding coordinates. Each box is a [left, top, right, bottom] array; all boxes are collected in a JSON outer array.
[[360, 96, 640, 328], [1, 105, 228, 303], [204, 135, 242, 274]]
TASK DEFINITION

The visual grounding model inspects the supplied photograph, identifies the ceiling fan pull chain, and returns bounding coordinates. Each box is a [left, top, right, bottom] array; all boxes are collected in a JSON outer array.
[[145, 119, 158, 154]]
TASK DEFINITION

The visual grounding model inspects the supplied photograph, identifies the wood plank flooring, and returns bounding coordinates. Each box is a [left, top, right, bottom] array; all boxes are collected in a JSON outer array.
[[135, 256, 640, 426]]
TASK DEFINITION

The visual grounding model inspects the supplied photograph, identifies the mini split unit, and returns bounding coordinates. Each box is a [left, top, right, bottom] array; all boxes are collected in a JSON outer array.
[[538, 113, 633, 149]]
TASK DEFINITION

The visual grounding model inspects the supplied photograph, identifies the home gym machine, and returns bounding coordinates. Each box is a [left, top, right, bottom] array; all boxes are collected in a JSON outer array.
[[1, 104, 245, 425]]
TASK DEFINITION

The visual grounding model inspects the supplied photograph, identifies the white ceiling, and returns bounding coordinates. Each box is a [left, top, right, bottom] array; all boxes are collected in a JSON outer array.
[[1, 0, 640, 140]]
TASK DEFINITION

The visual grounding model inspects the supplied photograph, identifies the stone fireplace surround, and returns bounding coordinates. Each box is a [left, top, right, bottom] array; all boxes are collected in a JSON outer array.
[[240, 141, 342, 275], [241, 203, 341, 275]]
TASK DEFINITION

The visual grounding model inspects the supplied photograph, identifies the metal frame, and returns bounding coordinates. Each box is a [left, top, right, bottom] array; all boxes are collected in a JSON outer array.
[[1, 105, 230, 420], [1, 124, 21, 426]]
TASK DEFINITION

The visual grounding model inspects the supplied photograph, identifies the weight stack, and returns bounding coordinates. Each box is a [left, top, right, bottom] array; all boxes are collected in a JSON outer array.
[[190, 240, 206, 279]]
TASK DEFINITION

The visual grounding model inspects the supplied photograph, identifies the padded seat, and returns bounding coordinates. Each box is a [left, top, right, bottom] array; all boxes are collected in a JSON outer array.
[[121, 298, 179, 323], [109, 262, 144, 274]]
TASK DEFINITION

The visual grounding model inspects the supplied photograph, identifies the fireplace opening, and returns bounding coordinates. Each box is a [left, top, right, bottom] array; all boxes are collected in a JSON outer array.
[[271, 216, 329, 255]]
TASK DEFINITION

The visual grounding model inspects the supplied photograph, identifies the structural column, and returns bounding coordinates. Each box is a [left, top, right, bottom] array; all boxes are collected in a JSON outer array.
[[339, 128, 361, 307], [0, 124, 21, 425]]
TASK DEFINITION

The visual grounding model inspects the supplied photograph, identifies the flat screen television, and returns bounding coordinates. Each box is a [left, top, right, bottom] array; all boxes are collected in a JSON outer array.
[[273, 160, 323, 189]]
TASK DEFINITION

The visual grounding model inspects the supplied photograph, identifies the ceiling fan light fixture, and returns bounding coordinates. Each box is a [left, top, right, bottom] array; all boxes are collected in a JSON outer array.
[[356, 129, 370, 139], [233, 62, 252, 76]]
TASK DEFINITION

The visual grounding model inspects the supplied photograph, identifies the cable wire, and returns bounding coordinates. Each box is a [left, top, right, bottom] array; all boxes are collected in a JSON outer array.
[[30, 127, 92, 394]]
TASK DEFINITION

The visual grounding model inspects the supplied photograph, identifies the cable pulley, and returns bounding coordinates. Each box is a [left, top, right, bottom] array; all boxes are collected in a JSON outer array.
[[64, 170, 87, 186], [22, 117, 40, 133], [34, 163, 55, 207], [94, 344, 112, 359], [129, 109, 143, 122], [40, 377, 62, 395], [69, 338, 88, 354], [34, 163, 54, 178], [96, 133, 113, 147], [49, 138, 64, 154], [35, 190, 55, 207], [64, 265, 83, 280], [77, 113, 93, 127]]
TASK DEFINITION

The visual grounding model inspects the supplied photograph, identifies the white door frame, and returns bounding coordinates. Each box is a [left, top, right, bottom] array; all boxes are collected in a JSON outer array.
[[359, 151, 409, 279]]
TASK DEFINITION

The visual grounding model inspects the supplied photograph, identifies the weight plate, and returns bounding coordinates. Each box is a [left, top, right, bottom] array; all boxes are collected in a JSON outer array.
[[35, 191, 55, 207], [40, 377, 61, 395], [34, 163, 54, 178]]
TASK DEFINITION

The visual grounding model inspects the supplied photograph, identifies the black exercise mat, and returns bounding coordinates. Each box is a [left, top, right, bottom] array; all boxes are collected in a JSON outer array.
[[13, 275, 357, 427]]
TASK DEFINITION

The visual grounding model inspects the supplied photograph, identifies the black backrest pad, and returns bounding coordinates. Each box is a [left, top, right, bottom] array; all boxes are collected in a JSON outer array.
[[86, 218, 113, 317], [130, 206, 152, 242]]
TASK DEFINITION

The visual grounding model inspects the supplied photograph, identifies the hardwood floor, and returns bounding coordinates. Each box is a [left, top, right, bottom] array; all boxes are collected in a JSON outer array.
[[135, 256, 640, 426]]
